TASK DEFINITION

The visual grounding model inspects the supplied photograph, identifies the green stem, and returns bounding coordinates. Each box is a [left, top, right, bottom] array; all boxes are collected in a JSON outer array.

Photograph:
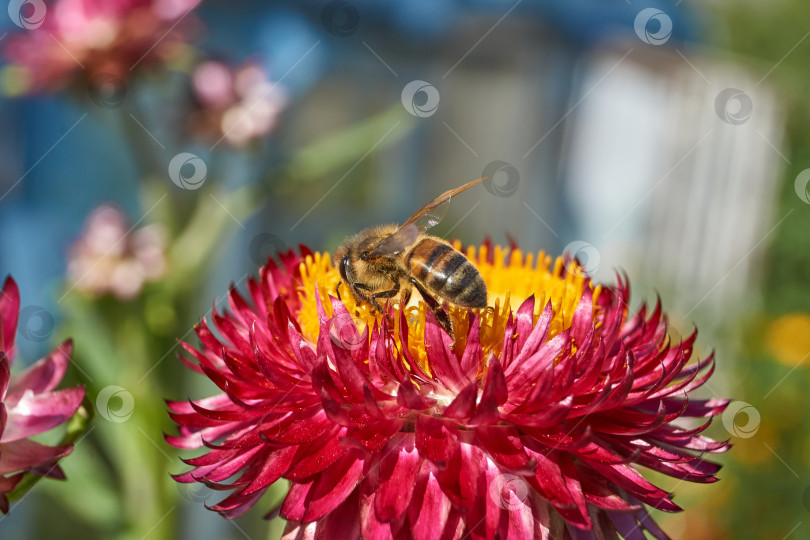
[[276, 103, 414, 186]]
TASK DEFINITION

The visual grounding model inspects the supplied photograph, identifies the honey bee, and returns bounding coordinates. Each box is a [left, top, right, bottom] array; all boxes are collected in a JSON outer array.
[[333, 177, 488, 337]]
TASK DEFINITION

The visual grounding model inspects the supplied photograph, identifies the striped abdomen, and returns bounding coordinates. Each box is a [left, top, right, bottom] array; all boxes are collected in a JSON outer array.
[[405, 238, 487, 308]]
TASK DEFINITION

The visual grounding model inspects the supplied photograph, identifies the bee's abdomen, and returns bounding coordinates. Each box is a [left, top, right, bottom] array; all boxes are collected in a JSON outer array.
[[406, 239, 487, 308]]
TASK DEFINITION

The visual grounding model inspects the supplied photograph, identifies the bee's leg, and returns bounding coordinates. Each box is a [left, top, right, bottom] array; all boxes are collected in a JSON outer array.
[[349, 282, 376, 311], [400, 286, 412, 308], [334, 280, 342, 300], [371, 284, 399, 302], [409, 278, 453, 338], [371, 279, 400, 319]]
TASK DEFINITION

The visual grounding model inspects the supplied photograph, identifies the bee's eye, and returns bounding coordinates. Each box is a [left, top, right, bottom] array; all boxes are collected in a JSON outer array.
[[340, 255, 351, 282], [360, 252, 368, 260]]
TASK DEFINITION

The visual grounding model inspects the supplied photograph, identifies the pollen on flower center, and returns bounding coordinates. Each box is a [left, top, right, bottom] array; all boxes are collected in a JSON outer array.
[[295, 244, 600, 376]]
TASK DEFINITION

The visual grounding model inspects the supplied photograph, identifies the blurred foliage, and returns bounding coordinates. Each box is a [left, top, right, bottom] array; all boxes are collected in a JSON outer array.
[[703, 1, 810, 539]]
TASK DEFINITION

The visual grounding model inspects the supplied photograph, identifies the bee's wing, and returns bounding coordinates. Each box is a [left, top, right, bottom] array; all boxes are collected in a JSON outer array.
[[371, 176, 487, 256], [400, 176, 488, 231], [371, 223, 419, 256]]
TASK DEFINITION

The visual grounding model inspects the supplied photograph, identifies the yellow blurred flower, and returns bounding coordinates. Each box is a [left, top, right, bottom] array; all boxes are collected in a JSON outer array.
[[765, 313, 810, 367], [734, 423, 776, 465]]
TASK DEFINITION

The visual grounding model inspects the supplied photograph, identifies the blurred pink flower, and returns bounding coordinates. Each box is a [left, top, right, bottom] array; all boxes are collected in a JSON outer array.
[[3, 0, 201, 94], [189, 60, 288, 147], [0, 277, 85, 513], [67, 205, 167, 300]]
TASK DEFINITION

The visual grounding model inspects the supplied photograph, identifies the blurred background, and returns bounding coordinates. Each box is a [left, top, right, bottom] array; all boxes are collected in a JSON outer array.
[[0, 0, 808, 539]]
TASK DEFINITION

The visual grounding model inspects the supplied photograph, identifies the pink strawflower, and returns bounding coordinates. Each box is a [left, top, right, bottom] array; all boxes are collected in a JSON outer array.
[[67, 204, 167, 300], [0, 277, 85, 513], [3, 0, 201, 94], [189, 59, 288, 147], [167, 245, 730, 538]]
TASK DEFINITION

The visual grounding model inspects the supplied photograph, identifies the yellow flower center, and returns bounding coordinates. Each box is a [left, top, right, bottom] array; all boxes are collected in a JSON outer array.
[[296, 244, 600, 378]]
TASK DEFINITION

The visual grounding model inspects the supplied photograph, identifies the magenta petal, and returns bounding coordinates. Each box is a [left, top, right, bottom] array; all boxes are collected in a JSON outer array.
[[0, 277, 19, 356], [302, 450, 365, 521], [396, 378, 436, 410], [2, 386, 85, 442], [0, 439, 73, 475], [481, 356, 508, 406], [6, 340, 72, 403], [524, 447, 590, 529], [504, 300, 552, 380], [281, 520, 317, 540], [203, 445, 265, 482], [458, 443, 487, 530], [241, 446, 297, 495], [0, 354, 9, 402], [281, 479, 315, 522], [570, 286, 594, 348], [360, 489, 397, 540], [513, 295, 536, 355], [285, 428, 346, 481], [315, 488, 361, 539], [415, 415, 458, 467], [439, 508, 464, 540], [469, 360, 507, 426], [208, 490, 266, 519], [344, 416, 402, 454], [363, 384, 386, 419], [483, 457, 505, 540], [607, 510, 647, 540], [422, 312, 467, 391], [443, 382, 477, 420], [0, 403, 6, 439], [0, 471, 22, 495], [581, 459, 680, 512], [408, 471, 451, 540], [320, 309, 367, 400], [459, 315, 482, 379], [475, 425, 531, 471], [504, 486, 534, 540], [375, 434, 421, 522]]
